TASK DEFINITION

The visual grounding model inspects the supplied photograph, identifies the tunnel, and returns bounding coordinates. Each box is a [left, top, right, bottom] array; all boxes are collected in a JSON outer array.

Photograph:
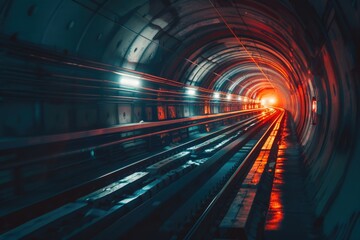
[[0, 0, 359, 239]]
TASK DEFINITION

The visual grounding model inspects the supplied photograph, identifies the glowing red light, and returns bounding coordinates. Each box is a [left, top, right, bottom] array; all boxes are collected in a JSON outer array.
[[312, 98, 317, 112]]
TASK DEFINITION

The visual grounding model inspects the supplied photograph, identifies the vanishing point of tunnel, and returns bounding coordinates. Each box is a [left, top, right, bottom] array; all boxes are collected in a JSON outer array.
[[0, 0, 359, 239]]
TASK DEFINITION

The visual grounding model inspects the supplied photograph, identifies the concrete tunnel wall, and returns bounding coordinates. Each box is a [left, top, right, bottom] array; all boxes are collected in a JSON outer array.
[[0, 0, 359, 238]]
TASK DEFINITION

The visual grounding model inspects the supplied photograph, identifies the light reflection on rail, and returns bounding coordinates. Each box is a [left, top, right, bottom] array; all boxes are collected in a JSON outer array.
[[265, 156, 285, 230]]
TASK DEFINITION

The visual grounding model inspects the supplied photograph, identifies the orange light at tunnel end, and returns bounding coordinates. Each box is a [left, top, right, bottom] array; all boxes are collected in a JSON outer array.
[[260, 96, 278, 107], [269, 97, 276, 105]]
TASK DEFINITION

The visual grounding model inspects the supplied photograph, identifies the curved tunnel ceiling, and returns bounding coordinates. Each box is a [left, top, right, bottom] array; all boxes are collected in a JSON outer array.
[[130, 0, 312, 125], [2, 0, 310, 111], [104, 0, 310, 116]]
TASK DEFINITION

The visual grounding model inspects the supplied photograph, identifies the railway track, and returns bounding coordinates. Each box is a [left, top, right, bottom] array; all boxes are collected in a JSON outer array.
[[0, 109, 262, 229], [1, 108, 284, 239], [183, 109, 285, 240]]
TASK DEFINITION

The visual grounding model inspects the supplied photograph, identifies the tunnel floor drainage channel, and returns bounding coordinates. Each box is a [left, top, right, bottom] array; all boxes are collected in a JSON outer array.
[[264, 114, 320, 240]]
